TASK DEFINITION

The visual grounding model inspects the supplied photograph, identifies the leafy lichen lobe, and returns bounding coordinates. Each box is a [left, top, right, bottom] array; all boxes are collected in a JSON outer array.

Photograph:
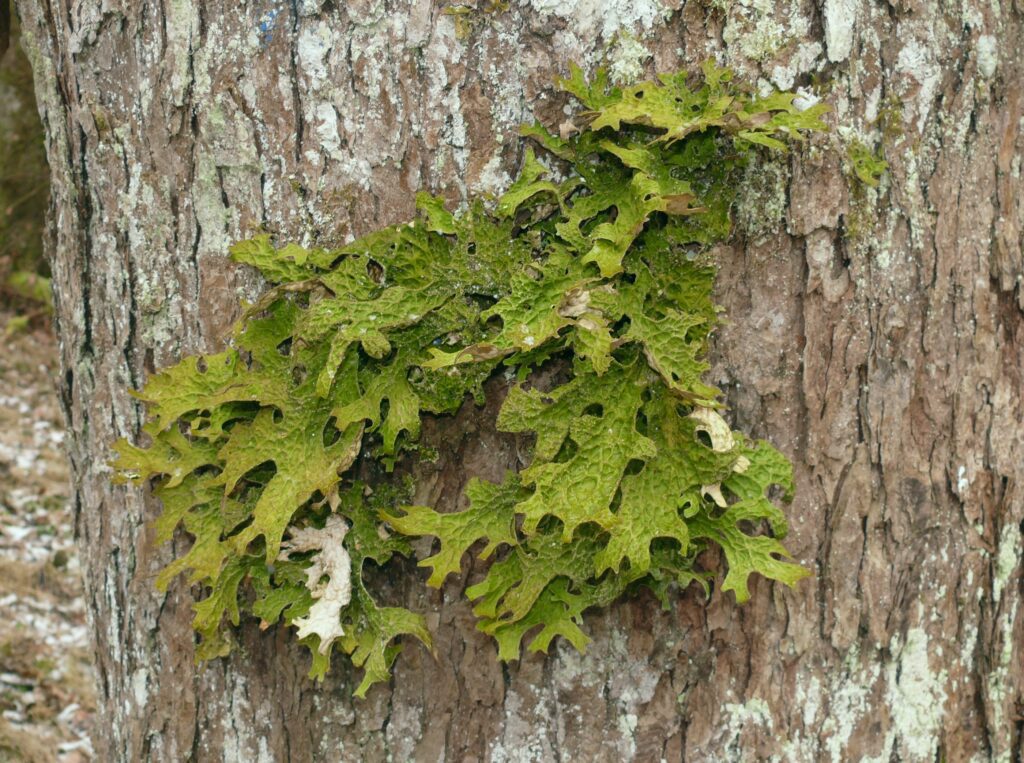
[[113, 62, 826, 695]]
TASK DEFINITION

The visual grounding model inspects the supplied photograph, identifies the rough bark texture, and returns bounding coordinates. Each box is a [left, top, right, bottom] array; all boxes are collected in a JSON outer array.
[[13, 0, 1023, 760]]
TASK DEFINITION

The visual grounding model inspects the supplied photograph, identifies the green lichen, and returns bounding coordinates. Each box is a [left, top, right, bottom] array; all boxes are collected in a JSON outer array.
[[845, 138, 888, 188], [113, 62, 826, 696], [841, 134, 888, 240], [444, 1, 509, 40]]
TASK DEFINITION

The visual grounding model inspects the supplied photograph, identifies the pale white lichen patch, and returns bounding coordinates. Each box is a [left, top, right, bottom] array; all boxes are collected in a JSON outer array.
[[986, 596, 1019, 757], [427, 59, 471, 198], [959, 621, 979, 677], [733, 154, 789, 241], [219, 676, 276, 763], [131, 667, 149, 707], [297, 23, 333, 92], [617, 711, 639, 739], [771, 43, 823, 91], [606, 34, 652, 85], [164, 0, 202, 107], [549, 628, 662, 759], [957, 464, 970, 494], [812, 643, 881, 761], [822, 0, 857, 63], [527, 0, 670, 40], [474, 150, 513, 197], [796, 674, 822, 728], [313, 102, 344, 161], [485, 58, 532, 134], [490, 685, 556, 763], [726, 696, 774, 728], [348, 26, 390, 101], [722, 0, 787, 63], [771, 673, 821, 761], [895, 35, 942, 136], [549, 635, 603, 689], [886, 628, 948, 761], [992, 521, 1020, 605], [279, 514, 352, 654], [722, 696, 773, 752], [976, 35, 998, 79], [722, 0, 813, 67]]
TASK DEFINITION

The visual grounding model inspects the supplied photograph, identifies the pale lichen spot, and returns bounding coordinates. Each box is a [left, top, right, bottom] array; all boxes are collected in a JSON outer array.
[[886, 628, 948, 761], [976, 35, 998, 78], [607, 34, 652, 85], [527, 0, 670, 41], [993, 521, 1021, 605]]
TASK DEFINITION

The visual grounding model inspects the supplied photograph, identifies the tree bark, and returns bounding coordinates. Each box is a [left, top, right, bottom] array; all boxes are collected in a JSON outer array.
[[14, 0, 1023, 760]]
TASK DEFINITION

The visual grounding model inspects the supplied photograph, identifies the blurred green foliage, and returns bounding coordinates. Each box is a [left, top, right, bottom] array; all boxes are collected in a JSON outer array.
[[0, 15, 51, 319]]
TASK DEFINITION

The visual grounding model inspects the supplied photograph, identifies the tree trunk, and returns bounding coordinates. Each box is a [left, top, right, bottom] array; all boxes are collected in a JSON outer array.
[[14, 0, 1023, 760]]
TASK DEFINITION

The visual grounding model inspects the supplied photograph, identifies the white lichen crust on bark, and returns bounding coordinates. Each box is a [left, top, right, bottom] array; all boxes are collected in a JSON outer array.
[[279, 515, 352, 654], [12, 0, 1023, 760]]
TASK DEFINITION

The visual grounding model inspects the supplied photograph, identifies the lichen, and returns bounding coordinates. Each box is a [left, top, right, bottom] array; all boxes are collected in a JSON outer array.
[[844, 137, 888, 189], [443, 2, 510, 41], [976, 35, 998, 79], [723, 696, 773, 755], [733, 153, 790, 241], [894, 36, 941, 137], [606, 33, 652, 85], [838, 126, 889, 241], [280, 515, 353, 654], [112, 63, 826, 696], [721, 0, 792, 64], [992, 521, 1020, 605], [885, 628, 948, 761], [986, 599, 1018, 757], [822, 0, 857, 63], [527, 0, 670, 41]]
